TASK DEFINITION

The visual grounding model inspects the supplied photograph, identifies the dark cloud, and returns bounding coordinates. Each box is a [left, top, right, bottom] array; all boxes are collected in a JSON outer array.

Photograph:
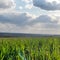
[[0, 13, 32, 26], [33, 0, 60, 11], [0, 12, 60, 34], [30, 15, 57, 25], [29, 15, 60, 29], [0, 13, 59, 28]]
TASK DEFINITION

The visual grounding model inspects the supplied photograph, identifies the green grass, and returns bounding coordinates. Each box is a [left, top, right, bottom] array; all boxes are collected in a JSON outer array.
[[0, 37, 60, 60]]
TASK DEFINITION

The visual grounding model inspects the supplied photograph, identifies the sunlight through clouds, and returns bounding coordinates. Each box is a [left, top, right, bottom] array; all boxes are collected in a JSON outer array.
[[0, 0, 60, 34], [25, 4, 33, 9]]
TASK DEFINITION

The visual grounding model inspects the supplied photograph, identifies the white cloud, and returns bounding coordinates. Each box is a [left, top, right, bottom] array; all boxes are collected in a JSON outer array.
[[22, 0, 32, 3], [28, 23, 60, 34], [25, 4, 33, 9], [0, 0, 16, 11], [26, 12, 37, 19], [0, 23, 23, 33]]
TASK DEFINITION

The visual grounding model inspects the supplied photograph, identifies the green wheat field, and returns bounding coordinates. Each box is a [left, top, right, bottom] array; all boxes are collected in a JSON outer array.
[[0, 37, 60, 60]]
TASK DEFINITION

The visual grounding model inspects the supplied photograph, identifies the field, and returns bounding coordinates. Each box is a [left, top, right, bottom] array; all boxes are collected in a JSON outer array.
[[0, 37, 60, 60]]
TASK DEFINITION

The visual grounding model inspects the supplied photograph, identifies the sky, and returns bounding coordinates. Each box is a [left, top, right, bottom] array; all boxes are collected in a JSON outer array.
[[0, 0, 60, 34]]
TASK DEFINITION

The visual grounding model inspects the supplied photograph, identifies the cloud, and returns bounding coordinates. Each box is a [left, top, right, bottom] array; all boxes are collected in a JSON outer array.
[[0, 0, 16, 10], [30, 15, 60, 29], [25, 4, 33, 9], [22, 0, 32, 3], [0, 12, 32, 26], [0, 0, 60, 34], [0, 12, 60, 34], [33, 0, 60, 11], [28, 15, 60, 34], [31, 15, 57, 24]]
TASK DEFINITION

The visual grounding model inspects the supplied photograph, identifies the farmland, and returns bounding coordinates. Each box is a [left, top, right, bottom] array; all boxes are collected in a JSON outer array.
[[0, 37, 60, 60]]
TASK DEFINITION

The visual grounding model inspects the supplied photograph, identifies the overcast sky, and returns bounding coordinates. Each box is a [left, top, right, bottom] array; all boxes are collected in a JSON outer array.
[[0, 0, 60, 34]]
